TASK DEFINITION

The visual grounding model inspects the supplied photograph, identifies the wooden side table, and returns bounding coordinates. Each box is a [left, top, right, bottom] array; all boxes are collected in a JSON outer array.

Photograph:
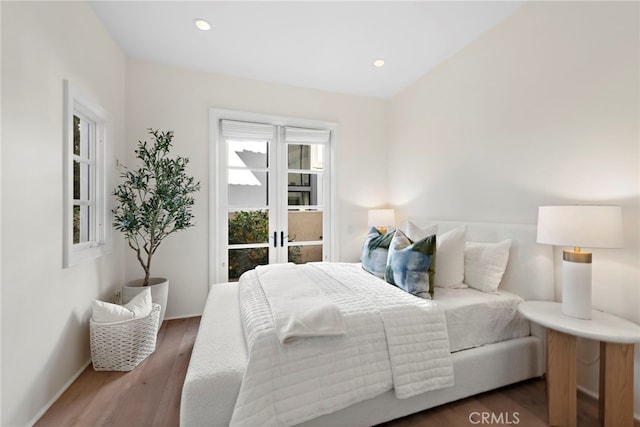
[[518, 301, 640, 427]]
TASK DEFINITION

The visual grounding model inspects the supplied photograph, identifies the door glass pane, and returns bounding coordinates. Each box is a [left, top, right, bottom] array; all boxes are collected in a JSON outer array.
[[288, 144, 309, 169], [228, 171, 268, 207], [287, 173, 322, 206], [228, 210, 269, 244], [228, 140, 268, 168], [288, 144, 323, 171], [287, 172, 310, 186], [228, 247, 268, 280], [288, 245, 323, 264], [288, 210, 323, 242], [288, 191, 310, 206]]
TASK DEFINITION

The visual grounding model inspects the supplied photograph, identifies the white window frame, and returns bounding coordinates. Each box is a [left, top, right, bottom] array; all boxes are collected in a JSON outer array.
[[63, 81, 111, 267], [209, 109, 339, 285]]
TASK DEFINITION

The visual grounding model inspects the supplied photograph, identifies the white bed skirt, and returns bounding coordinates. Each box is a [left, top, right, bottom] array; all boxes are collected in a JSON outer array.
[[180, 282, 545, 427]]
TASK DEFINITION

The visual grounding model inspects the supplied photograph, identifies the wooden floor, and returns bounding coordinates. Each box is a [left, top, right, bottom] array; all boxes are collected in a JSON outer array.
[[36, 317, 638, 427], [36, 317, 201, 427]]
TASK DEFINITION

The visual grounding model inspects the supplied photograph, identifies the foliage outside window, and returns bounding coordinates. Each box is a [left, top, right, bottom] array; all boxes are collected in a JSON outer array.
[[228, 210, 301, 280]]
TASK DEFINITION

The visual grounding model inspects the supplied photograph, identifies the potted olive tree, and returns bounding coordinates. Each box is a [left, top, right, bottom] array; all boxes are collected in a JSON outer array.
[[113, 129, 200, 325]]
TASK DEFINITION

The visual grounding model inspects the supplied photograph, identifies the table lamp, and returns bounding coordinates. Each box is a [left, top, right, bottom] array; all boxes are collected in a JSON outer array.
[[536, 205, 623, 319], [368, 209, 395, 234]]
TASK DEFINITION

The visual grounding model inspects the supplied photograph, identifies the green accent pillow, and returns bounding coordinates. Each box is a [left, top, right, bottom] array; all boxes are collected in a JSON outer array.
[[385, 229, 437, 299]]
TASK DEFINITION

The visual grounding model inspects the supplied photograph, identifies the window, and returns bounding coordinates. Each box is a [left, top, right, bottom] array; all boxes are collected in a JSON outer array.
[[63, 81, 110, 267]]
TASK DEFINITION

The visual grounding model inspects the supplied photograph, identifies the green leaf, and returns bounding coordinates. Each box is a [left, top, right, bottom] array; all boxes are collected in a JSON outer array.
[[112, 129, 201, 280]]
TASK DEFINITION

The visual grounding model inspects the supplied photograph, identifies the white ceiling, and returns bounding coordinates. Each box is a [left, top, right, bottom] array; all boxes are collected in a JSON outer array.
[[90, 1, 524, 99]]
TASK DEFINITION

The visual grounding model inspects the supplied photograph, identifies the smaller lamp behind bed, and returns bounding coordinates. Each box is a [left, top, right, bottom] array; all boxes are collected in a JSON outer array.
[[368, 209, 395, 234]]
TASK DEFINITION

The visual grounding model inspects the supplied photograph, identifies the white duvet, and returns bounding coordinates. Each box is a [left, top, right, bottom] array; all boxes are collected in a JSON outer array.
[[230, 262, 454, 427]]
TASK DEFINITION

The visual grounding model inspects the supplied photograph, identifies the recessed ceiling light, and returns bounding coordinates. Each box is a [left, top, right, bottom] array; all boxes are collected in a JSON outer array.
[[193, 18, 211, 31], [373, 59, 385, 68]]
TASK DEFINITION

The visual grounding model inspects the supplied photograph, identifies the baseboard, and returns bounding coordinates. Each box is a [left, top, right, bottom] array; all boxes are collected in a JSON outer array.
[[576, 384, 598, 400], [164, 313, 202, 321], [28, 358, 92, 426], [576, 385, 640, 422]]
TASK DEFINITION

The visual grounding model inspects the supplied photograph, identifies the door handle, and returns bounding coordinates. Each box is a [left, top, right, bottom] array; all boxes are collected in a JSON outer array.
[[280, 231, 285, 247], [273, 231, 277, 248]]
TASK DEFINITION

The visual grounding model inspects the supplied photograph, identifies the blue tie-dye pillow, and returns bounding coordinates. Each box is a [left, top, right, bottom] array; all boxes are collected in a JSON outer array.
[[385, 229, 437, 299], [361, 227, 394, 278]]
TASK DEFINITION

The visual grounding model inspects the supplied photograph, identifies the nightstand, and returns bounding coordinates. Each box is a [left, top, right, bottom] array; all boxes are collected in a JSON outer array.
[[518, 301, 640, 427]]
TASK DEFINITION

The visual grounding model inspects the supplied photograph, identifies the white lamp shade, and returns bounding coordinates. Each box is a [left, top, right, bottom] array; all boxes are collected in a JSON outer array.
[[537, 205, 623, 249], [368, 209, 395, 228]]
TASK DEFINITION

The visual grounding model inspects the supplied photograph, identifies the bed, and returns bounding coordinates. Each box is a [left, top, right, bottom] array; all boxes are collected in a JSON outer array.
[[181, 221, 555, 426]]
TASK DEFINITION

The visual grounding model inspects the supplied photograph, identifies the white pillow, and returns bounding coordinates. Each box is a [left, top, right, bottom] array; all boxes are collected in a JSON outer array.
[[434, 226, 467, 288], [464, 239, 512, 294], [125, 287, 153, 318], [398, 220, 437, 242], [92, 288, 152, 323], [92, 300, 135, 323]]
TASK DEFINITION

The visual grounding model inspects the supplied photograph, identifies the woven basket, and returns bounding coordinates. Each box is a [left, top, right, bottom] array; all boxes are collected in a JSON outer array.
[[90, 303, 161, 371]]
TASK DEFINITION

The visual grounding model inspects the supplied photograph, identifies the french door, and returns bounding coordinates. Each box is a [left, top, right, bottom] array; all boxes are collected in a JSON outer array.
[[211, 112, 335, 283]]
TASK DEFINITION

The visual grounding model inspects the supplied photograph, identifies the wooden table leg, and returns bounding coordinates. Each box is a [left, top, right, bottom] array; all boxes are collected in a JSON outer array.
[[547, 329, 577, 427], [599, 342, 634, 427]]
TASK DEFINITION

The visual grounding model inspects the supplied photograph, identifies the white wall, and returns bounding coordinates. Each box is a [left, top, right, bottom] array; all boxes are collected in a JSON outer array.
[[0, 1, 4, 423], [1, 2, 126, 425], [125, 61, 388, 318], [2, 1, 637, 423], [388, 1, 640, 416]]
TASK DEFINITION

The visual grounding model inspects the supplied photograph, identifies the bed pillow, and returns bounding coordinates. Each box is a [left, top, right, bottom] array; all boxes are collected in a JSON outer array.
[[385, 229, 437, 299], [92, 288, 152, 323], [361, 227, 394, 278], [398, 220, 438, 242], [434, 226, 467, 289], [464, 239, 512, 294]]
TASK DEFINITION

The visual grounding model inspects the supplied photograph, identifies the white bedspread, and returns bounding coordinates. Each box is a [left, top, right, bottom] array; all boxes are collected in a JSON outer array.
[[256, 263, 346, 344], [230, 262, 454, 427]]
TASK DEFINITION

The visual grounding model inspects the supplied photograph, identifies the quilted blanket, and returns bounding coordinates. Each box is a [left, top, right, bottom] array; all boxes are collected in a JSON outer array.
[[230, 262, 454, 427]]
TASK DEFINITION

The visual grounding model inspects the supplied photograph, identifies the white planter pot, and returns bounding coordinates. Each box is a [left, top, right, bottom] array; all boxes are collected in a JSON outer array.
[[122, 277, 169, 328]]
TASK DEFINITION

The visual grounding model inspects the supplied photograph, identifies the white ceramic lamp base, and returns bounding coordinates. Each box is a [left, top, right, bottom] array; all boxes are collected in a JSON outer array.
[[562, 258, 592, 319]]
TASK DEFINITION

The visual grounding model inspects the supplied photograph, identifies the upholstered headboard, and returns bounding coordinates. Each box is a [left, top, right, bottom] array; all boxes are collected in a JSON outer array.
[[413, 220, 555, 302]]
